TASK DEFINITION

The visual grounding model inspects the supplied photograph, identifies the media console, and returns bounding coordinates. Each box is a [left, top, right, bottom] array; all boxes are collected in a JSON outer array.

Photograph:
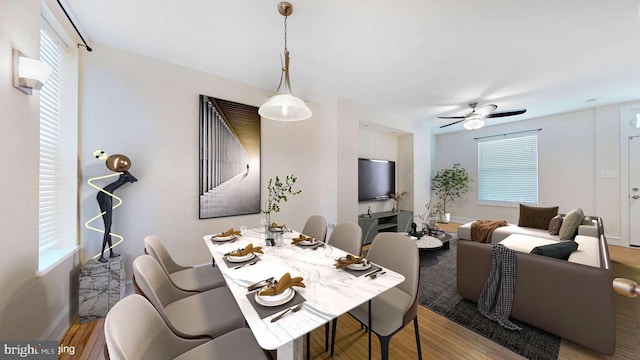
[[358, 210, 412, 245]]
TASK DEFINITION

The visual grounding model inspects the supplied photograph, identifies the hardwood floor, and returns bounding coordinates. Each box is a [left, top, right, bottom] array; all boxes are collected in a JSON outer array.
[[62, 223, 640, 359]]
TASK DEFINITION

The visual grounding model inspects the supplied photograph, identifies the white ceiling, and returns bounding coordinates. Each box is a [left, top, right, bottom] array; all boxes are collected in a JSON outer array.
[[64, 0, 640, 133]]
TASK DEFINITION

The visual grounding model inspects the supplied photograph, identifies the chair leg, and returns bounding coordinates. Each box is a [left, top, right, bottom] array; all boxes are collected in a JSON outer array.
[[306, 332, 310, 360], [325, 322, 329, 351], [379, 335, 391, 360], [330, 318, 338, 356], [414, 317, 423, 360]]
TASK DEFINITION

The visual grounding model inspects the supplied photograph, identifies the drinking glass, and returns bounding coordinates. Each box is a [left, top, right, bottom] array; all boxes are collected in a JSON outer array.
[[323, 243, 333, 257], [309, 270, 321, 295]]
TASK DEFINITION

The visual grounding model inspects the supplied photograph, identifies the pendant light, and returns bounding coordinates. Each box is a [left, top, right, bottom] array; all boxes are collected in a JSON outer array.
[[258, 2, 312, 121]]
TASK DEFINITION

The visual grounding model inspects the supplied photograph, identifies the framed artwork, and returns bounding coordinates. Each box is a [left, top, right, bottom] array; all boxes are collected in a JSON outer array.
[[199, 95, 261, 219]]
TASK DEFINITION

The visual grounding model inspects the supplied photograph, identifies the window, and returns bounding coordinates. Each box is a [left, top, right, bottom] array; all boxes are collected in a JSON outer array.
[[478, 135, 538, 204], [37, 18, 79, 274]]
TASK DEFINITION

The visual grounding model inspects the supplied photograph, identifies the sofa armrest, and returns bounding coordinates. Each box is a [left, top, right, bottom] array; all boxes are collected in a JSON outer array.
[[457, 240, 616, 355]]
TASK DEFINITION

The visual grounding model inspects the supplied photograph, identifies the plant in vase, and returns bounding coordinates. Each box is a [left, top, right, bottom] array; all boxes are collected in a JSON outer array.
[[431, 163, 471, 223], [416, 200, 443, 233], [389, 191, 407, 212], [262, 174, 302, 229]]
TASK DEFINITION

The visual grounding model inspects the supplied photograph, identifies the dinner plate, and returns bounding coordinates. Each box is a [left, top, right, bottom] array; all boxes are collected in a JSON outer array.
[[211, 235, 235, 242], [297, 239, 318, 246], [226, 252, 256, 263], [255, 287, 295, 307], [347, 262, 372, 271], [269, 227, 285, 233]]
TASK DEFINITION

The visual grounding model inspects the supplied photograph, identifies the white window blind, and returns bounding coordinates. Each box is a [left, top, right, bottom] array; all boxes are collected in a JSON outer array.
[[39, 25, 63, 252], [478, 135, 538, 204]]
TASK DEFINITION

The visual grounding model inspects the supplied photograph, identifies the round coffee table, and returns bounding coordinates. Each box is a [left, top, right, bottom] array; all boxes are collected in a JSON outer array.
[[415, 236, 444, 250]]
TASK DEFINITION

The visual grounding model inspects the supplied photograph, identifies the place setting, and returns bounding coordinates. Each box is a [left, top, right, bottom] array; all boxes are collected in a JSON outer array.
[[222, 243, 264, 269], [335, 255, 383, 277], [209, 227, 242, 245], [290, 234, 324, 249], [245, 272, 307, 321]]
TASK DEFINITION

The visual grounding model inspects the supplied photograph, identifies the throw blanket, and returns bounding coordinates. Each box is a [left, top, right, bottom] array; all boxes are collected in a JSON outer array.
[[471, 220, 508, 243], [477, 244, 522, 331]]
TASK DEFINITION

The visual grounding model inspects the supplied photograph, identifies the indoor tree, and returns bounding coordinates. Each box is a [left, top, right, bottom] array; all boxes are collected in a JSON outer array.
[[431, 163, 471, 221]]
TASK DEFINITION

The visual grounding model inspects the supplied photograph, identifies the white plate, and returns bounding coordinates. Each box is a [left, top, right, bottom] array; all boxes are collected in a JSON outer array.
[[269, 227, 285, 233], [226, 252, 256, 263], [297, 239, 318, 246], [347, 262, 372, 271], [255, 287, 295, 307], [212, 235, 235, 242]]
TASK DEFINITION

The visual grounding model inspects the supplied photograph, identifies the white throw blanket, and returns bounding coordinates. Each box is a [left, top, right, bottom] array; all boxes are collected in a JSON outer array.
[[477, 244, 522, 331]]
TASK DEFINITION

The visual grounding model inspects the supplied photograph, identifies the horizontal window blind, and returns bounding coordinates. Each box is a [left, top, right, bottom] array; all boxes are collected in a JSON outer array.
[[39, 25, 63, 252], [478, 135, 538, 204]]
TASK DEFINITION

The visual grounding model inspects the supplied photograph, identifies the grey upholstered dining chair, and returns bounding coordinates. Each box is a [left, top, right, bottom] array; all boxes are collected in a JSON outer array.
[[327, 222, 363, 256], [302, 215, 328, 242], [144, 235, 226, 292], [330, 232, 423, 360], [104, 294, 267, 360], [132, 255, 245, 339]]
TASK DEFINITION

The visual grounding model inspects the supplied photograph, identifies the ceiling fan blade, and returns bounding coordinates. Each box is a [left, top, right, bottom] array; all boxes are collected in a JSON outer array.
[[486, 109, 526, 118], [437, 116, 466, 119], [475, 104, 498, 116], [439, 119, 465, 128]]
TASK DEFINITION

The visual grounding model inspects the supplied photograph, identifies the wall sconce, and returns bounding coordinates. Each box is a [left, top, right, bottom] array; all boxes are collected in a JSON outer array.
[[13, 49, 52, 95]]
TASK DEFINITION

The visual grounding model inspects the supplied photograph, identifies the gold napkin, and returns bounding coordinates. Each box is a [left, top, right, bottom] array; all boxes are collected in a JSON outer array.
[[270, 222, 286, 229], [291, 234, 315, 245], [335, 255, 365, 269], [217, 228, 242, 237], [259, 272, 305, 296], [229, 243, 264, 257]]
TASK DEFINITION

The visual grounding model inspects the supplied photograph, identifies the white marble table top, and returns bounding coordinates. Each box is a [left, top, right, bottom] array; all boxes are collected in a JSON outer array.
[[203, 227, 404, 357], [414, 235, 443, 250]]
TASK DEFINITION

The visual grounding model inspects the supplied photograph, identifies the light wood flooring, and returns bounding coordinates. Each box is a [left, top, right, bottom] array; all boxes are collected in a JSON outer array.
[[62, 223, 640, 359]]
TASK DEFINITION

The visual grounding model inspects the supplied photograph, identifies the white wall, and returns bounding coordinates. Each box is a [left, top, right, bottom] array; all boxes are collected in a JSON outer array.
[[79, 44, 340, 275], [435, 101, 639, 242], [0, 0, 79, 341]]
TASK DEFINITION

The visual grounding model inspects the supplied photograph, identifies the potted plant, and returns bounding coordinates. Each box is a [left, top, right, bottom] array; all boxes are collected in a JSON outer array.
[[389, 191, 407, 213], [431, 163, 471, 223], [262, 174, 302, 227]]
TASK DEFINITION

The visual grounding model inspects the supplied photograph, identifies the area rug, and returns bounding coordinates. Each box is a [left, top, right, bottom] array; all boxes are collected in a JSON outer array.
[[418, 234, 560, 360]]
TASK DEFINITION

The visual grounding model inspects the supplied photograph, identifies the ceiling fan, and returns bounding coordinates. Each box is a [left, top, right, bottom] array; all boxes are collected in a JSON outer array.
[[438, 102, 527, 130]]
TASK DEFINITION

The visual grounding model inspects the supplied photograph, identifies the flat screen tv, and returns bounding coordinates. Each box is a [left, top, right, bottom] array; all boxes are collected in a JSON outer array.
[[358, 158, 396, 201]]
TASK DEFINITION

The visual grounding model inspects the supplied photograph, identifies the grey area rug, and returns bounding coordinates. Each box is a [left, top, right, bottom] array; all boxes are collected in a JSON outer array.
[[418, 234, 560, 360]]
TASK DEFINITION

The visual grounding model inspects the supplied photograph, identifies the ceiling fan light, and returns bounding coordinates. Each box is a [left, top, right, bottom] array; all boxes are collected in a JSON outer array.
[[463, 118, 485, 130], [258, 94, 312, 121]]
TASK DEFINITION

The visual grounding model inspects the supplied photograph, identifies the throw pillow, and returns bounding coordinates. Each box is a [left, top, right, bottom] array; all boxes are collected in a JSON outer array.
[[530, 241, 579, 260], [548, 215, 563, 235], [558, 208, 585, 240], [518, 204, 559, 230]]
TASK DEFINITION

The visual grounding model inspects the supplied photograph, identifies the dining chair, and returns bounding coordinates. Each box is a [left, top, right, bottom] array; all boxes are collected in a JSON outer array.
[[302, 215, 328, 242], [330, 232, 423, 360], [144, 235, 226, 292], [104, 294, 268, 360], [132, 255, 245, 339], [327, 222, 363, 256]]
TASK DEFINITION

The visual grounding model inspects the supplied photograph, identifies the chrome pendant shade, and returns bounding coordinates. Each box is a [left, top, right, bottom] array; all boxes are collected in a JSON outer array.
[[258, 2, 312, 122]]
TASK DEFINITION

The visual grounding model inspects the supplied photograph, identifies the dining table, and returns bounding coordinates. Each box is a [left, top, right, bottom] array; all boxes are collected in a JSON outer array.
[[203, 227, 405, 360]]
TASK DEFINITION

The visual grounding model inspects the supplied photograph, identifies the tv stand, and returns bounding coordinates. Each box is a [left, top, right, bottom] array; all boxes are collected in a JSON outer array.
[[358, 210, 412, 246]]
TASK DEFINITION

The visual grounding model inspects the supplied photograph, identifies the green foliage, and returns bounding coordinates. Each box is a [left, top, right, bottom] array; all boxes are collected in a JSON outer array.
[[431, 163, 472, 213], [263, 174, 302, 215]]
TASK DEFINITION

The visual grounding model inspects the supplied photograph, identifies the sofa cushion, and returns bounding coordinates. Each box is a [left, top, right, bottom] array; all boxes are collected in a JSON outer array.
[[569, 235, 601, 268], [548, 215, 563, 235], [530, 241, 579, 260], [559, 208, 584, 240], [518, 204, 559, 230], [499, 234, 559, 253]]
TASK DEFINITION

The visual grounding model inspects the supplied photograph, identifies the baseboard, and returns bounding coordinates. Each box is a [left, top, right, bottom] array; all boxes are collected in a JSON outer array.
[[605, 236, 623, 247], [40, 304, 70, 342]]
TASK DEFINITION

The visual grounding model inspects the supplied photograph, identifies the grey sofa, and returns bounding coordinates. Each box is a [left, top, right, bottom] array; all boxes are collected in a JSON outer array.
[[456, 218, 616, 355]]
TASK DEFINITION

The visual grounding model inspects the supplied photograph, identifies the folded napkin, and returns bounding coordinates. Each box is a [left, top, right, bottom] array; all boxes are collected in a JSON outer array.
[[270, 222, 286, 229], [335, 255, 366, 269], [228, 243, 264, 257], [259, 272, 305, 296], [291, 234, 315, 245], [216, 228, 242, 237]]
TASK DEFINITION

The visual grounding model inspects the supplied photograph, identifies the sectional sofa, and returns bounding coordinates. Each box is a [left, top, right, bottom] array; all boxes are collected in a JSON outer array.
[[456, 217, 616, 355]]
